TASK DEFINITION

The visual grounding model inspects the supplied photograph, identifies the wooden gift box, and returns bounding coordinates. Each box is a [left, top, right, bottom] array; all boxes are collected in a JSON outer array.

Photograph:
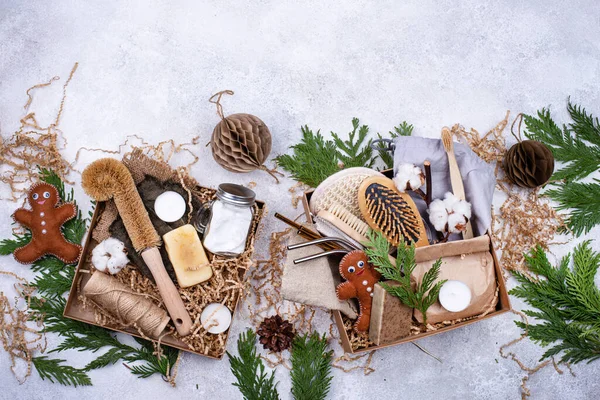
[[64, 194, 265, 360], [301, 170, 511, 354]]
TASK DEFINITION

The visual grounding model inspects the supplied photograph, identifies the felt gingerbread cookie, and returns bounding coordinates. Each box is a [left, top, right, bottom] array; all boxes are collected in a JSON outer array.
[[336, 250, 381, 332], [12, 182, 82, 264]]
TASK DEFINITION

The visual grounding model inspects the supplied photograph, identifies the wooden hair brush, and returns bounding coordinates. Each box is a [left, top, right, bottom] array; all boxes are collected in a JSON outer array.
[[82, 158, 193, 336], [358, 176, 429, 247]]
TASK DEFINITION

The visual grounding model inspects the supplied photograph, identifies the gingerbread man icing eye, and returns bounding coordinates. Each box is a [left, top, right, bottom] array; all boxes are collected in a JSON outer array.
[[347, 266, 355, 273], [43, 191, 51, 199], [32, 193, 39, 200], [357, 260, 365, 268]]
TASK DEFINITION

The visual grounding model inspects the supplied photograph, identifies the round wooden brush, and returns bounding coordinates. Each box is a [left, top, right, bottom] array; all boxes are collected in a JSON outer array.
[[82, 158, 193, 336]]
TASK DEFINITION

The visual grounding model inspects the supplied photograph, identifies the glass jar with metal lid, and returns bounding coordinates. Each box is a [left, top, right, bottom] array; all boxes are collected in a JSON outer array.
[[194, 183, 256, 257]]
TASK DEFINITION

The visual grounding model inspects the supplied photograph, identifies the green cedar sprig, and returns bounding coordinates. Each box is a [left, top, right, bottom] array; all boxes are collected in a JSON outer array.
[[1, 169, 179, 386], [276, 118, 410, 187], [363, 230, 445, 325], [290, 332, 333, 400], [332, 118, 375, 169], [524, 100, 600, 182], [510, 242, 600, 364], [275, 125, 340, 188], [227, 329, 280, 400], [523, 101, 600, 235], [32, 357, 92, 387], [375, 121, 414, 170]]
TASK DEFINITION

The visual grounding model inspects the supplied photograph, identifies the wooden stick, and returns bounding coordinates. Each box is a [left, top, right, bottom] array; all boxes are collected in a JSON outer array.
[[424, 160, 432, 206]]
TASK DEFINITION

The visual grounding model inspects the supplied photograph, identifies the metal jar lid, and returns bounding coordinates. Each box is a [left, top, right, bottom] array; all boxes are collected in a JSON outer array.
[[216, 183, 256, 207]]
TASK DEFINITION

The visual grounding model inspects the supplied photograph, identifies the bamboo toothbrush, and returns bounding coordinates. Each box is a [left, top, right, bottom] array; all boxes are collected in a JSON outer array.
[[82, 158, 193, 336], [441, 127, 474, 239]]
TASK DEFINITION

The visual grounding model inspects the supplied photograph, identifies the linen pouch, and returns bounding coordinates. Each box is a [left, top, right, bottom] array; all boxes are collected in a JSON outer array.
[[411, 235, 498, 324], [282, 231, 358, 319]]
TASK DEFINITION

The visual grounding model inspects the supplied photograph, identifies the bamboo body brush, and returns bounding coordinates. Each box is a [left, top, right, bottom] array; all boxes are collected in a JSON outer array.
[[82, 158, 193, 337]]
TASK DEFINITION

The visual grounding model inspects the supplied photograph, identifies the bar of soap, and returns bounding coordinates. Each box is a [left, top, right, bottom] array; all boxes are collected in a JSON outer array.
[[163, 224, 212, 288], [369, 282, 413, 345]]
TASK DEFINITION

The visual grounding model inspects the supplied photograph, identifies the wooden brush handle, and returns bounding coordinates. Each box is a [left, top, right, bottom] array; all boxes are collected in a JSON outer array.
[[445, 141, 475, 239], [141, 247, 193, 336]]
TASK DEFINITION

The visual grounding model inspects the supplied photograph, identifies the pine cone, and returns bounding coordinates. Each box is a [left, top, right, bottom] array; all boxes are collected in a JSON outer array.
[[504, 140, 554, 188], [257, 315, 295, 352], [211, 113, 272, 174]]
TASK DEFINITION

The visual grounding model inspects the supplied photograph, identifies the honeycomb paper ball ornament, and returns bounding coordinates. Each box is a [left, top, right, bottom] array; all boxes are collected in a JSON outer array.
[[504, 139, 554, 188], [209, 90, 279, 181]]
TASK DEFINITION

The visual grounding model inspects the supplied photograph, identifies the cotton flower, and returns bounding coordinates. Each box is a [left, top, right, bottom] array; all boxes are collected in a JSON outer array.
[[428, 199, 448, 232], [393, 163, 425, 192], [428, 192, 472, 234], [92, 238, 129, 274]]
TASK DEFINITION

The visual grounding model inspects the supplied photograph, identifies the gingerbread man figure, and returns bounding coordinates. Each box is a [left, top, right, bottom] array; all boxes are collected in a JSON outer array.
[[12, 182, 82, 264], [336, 250, 381, 332]]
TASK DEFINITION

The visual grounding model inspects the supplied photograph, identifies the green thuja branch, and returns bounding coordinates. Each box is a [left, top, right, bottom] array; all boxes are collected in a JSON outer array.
[[290, 333, 333, 400], [376, 121, 413, 170], [1, 169, 179, 386], [227, 329, 280, 400], [275, 125, 339, 187], [276, 118, 411, 186], [364, 230, 445, 325], [545, 180, 600, 237], [510, 243, 600, 364], [524, 101, 600, 236], [32, 357, 92, 387], [332, 118, 375, 169], [523, 104, 600, 182]]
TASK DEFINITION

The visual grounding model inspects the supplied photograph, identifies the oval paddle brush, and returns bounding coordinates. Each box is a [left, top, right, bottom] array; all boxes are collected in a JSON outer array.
[[82, 158, 193, 336]]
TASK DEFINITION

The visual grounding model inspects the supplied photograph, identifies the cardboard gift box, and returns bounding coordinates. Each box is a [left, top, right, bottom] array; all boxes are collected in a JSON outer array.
[[301, 170, 511, 354], [64, 189, 265, 360]]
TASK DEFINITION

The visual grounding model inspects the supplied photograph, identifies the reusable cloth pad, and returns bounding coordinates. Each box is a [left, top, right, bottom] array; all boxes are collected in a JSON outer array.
[[392, 136, 495, 239], [282, 231, 358, 319]]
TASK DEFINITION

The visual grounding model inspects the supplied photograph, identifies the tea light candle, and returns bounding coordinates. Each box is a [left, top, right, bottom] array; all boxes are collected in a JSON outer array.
[[200, 303, 232, 334], [439, 280, 471, 312], [154, 191, 186, 222]]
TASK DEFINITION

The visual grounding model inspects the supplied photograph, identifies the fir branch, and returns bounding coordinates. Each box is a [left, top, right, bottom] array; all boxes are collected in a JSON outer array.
[[290, 332, 333, 400], [332, 118, 376, 169], [545, 180, 600, 237], [364, 230, 445, 325], [510, 243, 600, 364], [375, 121, 413, 170], [524, 103, 600, 182], [227, 329, 280, 400], [32, 356, 92, 387], [275, 125, 339, 187]]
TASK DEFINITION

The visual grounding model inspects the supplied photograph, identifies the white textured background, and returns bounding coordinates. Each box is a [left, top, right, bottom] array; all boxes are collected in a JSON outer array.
[[1, 1, 600, 399]]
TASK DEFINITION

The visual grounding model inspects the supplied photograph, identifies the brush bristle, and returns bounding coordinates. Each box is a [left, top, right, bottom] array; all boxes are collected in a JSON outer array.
[[328, 204, 370, 236], [441, 127, 454, 151], [82, 158, 160, 251]]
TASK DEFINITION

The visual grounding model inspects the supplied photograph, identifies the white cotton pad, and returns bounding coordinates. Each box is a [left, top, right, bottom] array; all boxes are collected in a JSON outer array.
[[154, 191, 186, 223]]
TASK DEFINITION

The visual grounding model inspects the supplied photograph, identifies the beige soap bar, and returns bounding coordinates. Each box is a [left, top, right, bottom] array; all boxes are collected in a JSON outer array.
[[163, 224, 212, 288], [369, 283, 413, 346]]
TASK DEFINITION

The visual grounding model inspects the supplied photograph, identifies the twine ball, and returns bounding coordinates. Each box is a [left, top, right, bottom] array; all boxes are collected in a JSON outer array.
[[504, 140, 554, 188]]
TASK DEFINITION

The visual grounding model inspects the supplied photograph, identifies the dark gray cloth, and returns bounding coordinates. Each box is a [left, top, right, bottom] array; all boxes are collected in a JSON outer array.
[[392, 136, 495, 239]]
